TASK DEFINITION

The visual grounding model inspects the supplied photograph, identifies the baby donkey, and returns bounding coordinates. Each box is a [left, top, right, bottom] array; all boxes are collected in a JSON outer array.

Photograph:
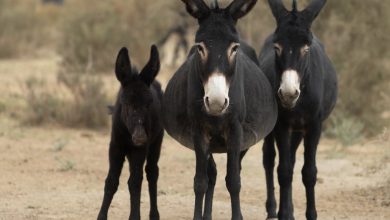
[[98, 45, 164, 220]]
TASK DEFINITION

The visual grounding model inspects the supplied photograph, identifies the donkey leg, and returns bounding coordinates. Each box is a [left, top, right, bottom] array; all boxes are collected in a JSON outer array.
[[98, 144, 125, 220], [288, 132, 303, 219], [193, 132, 209, 220], [275, 126, 294, 220], [226, 121, 243, 220], [239, 149, 248, 172], [262, 133, 277, 219], [203, 154, 217, 220], [290, 131, 303, 168], [302, 123, 321, 220], [146, 133, 163, 220], [128, 148, 147, 220]]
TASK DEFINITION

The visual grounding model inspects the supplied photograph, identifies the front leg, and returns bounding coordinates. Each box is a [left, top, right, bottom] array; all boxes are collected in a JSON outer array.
[[226, 120, 243, 220], [203, 154, 217, 220], [146, 133, 163, 220], [193, 130, 210, 220], [302, 122, 321, 220], [97, 143, 125, 220], [128, 148, 147, 220], [262, 133, 277, 220], [275, 125, 294, 220]]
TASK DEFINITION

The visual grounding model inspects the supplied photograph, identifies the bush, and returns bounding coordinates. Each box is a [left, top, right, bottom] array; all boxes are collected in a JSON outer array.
[[23, 74, 109, 129], [58, 72, 109, 128], [58, 0, 177, 73], [58, 1, 128, 73], [324, 111, 365, 146], [313, 0, 390, 135], [24, 77, 64, 125], [0, 0, 60, 58]]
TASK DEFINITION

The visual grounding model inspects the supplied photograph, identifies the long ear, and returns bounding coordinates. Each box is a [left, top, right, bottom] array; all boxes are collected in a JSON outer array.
[[227, 0, 257, 21], [268, 0, 288, 23], [115, 47, 132, 84], [181, 0, 210, 20], [139, 45, 160, 86], [302, 0, 327, 24]]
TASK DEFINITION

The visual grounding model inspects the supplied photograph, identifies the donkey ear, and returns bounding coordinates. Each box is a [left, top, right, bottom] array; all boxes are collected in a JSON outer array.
[[227, 0, 257, 20], [181, 0, 210, 20], [115, 47, 132, 84], [302, 0, 327, 24], [139, 45, 160, 86], [268, 0, 288, 23]]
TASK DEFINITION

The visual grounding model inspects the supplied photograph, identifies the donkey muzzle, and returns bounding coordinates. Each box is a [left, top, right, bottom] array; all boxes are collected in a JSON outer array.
[[132, 126, 148, 146]]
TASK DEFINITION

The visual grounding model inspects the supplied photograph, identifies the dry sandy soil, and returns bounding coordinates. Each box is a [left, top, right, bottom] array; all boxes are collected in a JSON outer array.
[[0, 58, 389, 220]]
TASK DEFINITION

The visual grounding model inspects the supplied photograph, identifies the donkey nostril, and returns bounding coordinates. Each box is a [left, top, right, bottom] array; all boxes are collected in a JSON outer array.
[[205, 97, 210, 107], [223, 98, 228, 109], [293, 90, 300, 98], [278, 89, 283, 97]]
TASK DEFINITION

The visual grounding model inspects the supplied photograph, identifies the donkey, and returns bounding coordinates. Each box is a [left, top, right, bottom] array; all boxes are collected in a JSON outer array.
[[97, 45, 163, 220], [258, 0, 337, 219], [163, 0, 277, 219]]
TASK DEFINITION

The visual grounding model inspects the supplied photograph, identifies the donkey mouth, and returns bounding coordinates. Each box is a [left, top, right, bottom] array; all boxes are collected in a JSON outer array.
[[280, 99, 297, 109], [132, 132, 148, 146], [204, 102, 229, 116]]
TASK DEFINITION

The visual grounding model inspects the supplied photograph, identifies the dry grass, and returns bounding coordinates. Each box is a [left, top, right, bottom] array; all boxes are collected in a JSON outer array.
[[23, 73, 110, 129]]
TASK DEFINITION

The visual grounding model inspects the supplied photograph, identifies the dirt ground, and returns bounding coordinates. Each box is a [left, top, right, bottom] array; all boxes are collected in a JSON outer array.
[[0, 58, 389, 220]]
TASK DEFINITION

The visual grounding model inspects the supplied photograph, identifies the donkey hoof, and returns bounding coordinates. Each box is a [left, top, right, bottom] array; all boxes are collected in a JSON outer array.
[[203, 215, 212, 220], [150, 212, 160, 220], [97, 213, 107, 220]]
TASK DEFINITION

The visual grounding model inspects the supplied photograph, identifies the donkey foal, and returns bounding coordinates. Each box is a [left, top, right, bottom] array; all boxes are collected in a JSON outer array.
[[97, 45, 163, 220]]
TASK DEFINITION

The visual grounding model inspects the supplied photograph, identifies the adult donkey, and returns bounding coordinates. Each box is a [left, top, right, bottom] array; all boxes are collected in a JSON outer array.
[[163, 0, 277, 219], [258, 0, 337, 219]]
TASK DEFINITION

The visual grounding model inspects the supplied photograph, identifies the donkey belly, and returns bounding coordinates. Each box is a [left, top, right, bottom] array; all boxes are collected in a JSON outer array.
[[163, 115, 273, 153]]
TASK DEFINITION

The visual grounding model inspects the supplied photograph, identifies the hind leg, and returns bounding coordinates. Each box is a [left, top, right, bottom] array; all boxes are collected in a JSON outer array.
[[262, 133, 277, 220], [97, 143, 125, 220], [128, 148, 147, 220], [146, 133, 163, 220], [203, 154, 217, 220]]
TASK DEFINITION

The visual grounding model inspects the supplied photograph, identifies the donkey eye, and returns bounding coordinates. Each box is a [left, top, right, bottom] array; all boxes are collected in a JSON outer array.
[[273, 44, 282, 56], [302, 45, 310, 55], [197, 45, 204, 53]]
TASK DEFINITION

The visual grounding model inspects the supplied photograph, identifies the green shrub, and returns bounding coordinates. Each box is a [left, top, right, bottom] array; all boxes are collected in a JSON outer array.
[[24, 77, 64, 125], [324, 111, 365, 146]]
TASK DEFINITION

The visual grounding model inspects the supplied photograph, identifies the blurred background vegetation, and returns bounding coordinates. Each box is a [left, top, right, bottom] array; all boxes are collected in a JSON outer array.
[[0, 0, 389, 145]]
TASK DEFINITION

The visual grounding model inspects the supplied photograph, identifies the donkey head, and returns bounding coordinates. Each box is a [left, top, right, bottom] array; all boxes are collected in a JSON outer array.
[[182, 0, 257, 116], [269, 0, 326, 109], [115, 45, 160, 146]]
